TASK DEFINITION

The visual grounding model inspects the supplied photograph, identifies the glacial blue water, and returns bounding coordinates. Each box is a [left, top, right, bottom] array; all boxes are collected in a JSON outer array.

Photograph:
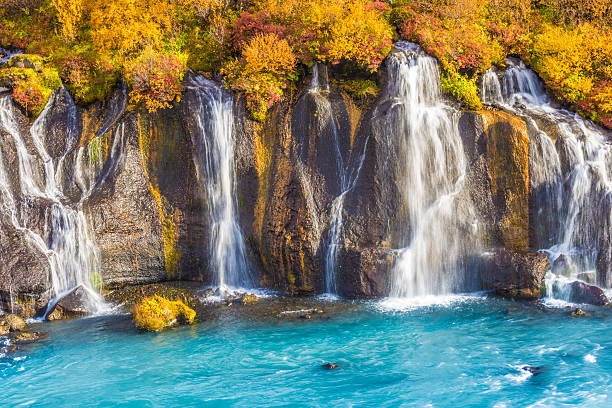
[[1, 296, 611, 407]]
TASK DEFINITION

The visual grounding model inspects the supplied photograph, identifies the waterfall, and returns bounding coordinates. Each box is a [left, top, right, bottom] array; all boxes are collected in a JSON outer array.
[[189, 76, 253, 293], [386, 42, 478, 298], [488, 58, 612, 300], [481, 69, 503, 105], [306, 63, 369, 295], [0, 94, 106, 316]]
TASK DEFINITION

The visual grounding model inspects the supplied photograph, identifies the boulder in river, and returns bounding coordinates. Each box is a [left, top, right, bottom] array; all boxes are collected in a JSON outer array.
[[480, 249, 550, 300], [42, 285, 91, 320], [133, 295, 196, 331], [322, 363, 339, 370], [568, 281, 610, 306], [571, 308, 589, 317]]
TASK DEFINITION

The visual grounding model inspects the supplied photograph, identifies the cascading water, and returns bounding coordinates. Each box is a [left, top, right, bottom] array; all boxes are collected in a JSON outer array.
[[188, 76, 253, 293], [308, 65, 368, 295], [386, 43, 478, 298], [482, 58, 612, 302], [0, 93, 106, 315]]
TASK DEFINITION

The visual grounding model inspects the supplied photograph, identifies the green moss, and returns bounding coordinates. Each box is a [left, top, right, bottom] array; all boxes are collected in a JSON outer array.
[[88, 136, 104, 165], [88, 271, 103, 292], [7, 54, 45, 71], [338, 79, 379, 100]]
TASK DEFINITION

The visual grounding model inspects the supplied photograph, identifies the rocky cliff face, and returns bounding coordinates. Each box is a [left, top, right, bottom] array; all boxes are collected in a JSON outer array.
[[1, 50, 607, 315]]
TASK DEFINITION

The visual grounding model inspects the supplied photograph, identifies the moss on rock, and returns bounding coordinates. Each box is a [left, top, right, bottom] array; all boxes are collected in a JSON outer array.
[[133, 295, 196, 332]]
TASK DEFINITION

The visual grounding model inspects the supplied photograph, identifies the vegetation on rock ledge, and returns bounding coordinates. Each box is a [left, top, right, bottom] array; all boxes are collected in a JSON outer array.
[[0, 0, 610, 126]]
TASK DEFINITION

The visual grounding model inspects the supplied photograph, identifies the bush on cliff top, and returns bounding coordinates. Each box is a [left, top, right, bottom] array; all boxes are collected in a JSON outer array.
[[0, 0, 610, 127], [0, 56, 61, 115], [133, 295, 196, 332]]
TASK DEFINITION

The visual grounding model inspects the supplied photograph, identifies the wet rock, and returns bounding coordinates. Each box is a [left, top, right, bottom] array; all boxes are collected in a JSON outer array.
[[552, 255, 575, 277], [7, 54, 43, 71], [571, 308, 589, 317], [577, 272, 595, 284], [5, 314, 25, 331], [480, 249, 550, 300], [322, 363, 339, 370], [236, 293, 259, 305], [45, 308, 64, 321], [12, 331, 44, 344], [55, 286, 90, 316], [480, 111, 530, 251], [0, 322, 9, 336], [522, 366, 545, 375], [42, 286, 91, 320], [198, 288, 215, 298], [276, 308, 324, 319], [568, 281, 610, 306]]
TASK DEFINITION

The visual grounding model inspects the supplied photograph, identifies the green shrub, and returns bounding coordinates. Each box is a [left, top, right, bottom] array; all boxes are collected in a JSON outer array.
[[338, 79, 379, 100], [440, 70, 482, 110]]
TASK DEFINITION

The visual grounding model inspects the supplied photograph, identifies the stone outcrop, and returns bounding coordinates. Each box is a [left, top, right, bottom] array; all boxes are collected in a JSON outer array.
[[0, 54, 607, 310], [480, 249, 550, 300], [567, 281, 610, 306]]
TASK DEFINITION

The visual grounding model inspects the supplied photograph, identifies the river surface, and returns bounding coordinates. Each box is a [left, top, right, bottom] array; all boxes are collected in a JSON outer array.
[[1, 296, 611, 407]]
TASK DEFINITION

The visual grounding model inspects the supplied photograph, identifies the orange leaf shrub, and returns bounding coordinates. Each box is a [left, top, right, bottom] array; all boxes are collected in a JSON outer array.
[[125, 48, 187, 112], [222, 33, 297, 122]]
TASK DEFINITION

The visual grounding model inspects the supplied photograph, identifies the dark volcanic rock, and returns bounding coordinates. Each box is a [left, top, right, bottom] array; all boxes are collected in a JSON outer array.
[[480, 249, 550, 300], [45, 285, 90, 319], [568, 281, 610, 306]]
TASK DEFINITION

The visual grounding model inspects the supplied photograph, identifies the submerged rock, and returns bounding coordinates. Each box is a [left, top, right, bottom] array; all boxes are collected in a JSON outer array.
[[568, 281, 610, 306], [276, 308, 324, 319], [480, 249, 550, 300], [571, 308, 589, 317], [322, 363, 339, 370], [133, 295, 196, 332], [522, 366, 545, 375], [237, 294, 259, 305]]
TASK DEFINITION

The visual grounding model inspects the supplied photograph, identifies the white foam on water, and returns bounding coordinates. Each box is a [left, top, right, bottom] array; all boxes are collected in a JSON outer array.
[[376, 292, 485, 312], [584, 354, 597, 363], [504, 365, 533, 383]]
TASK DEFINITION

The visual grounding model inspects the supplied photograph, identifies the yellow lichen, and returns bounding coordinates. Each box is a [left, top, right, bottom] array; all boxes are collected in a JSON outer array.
[[137, 114, 180, 277], [253, 122, 272, 241], [480, 110, 530, 250]]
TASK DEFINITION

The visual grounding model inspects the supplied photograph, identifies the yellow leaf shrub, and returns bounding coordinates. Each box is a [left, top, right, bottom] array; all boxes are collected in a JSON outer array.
[[222, 33, 297, 122]]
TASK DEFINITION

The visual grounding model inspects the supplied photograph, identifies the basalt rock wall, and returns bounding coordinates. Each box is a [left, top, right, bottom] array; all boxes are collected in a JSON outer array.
[[0, 59, 578, 311]]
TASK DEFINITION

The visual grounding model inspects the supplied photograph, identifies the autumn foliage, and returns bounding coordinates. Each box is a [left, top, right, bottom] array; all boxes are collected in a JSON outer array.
[[125, 48, 187, 112], [0, 0, 610, 126]]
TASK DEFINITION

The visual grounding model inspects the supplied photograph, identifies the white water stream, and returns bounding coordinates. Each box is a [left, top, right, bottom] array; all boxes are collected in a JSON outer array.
[[189, 76, 253, 294], [482, 59, 612, 302], [386, 43, 478, 298], [0, 93, 107, 315]]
